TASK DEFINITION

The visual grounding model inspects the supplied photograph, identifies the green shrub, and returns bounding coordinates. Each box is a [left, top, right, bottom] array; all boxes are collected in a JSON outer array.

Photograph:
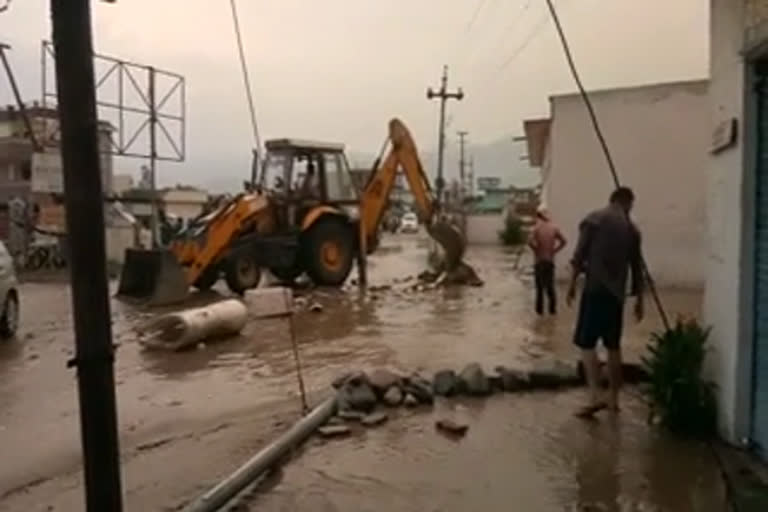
[[498, 215, 525, 246], [641, 317, 718, 438]]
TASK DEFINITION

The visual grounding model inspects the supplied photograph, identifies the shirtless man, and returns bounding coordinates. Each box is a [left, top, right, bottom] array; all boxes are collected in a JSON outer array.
[[528, 207, 567, 315]]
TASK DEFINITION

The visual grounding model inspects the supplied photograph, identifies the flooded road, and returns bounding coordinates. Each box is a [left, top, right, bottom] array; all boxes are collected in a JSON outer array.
[[250, 393, 725, 512], [0, 234, 716, 511]]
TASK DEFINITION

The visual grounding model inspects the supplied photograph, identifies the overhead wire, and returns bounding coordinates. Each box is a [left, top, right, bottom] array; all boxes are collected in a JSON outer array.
[[544, 0, 670, 330], [465, 0, 490, 34], [497, 9, 551, 72]]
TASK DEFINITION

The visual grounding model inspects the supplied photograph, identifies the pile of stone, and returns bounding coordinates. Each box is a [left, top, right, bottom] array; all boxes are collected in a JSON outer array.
[[316, 360, 641, 439]]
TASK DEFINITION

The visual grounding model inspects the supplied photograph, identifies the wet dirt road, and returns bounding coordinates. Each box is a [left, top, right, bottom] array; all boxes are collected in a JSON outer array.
[[0, 234, 718, 511]]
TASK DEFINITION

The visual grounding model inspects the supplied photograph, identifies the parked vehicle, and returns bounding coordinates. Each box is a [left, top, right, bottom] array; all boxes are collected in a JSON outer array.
[[0, 241, 19, 339], [400, 212, 419, 233]]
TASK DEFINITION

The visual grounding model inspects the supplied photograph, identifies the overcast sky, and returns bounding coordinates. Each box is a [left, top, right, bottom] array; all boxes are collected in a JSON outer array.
[[0, 0, 708, 190]]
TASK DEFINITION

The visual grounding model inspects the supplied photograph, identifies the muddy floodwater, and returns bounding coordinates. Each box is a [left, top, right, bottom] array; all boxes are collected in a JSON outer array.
[[0, 234, 723, 511]]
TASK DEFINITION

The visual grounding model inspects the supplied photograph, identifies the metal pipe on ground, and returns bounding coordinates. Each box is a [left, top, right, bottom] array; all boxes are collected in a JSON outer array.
[[181, 396, 337, 512]]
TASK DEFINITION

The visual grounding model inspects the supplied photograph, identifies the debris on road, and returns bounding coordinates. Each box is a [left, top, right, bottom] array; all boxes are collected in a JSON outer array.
[[529, 361, 581, 389], [332, 371, 355, 389], [317, 425, 351, 438], [243, 287, 293, 318], [403, 373, 434, 404], [495, 366, 530, 392], [309, 302, 324, 313], [337, 410, 366, 422], [361, 411, 389, 427], [137, 299, 248, 351], [436, 418, 469, 437], [459, 363, 491, 396], [336, 373, 378, 413], [383, 386, 404, 406], [433, 369, 459, 397], [403, 393, 419, 407], [368, 369, 402, 394]]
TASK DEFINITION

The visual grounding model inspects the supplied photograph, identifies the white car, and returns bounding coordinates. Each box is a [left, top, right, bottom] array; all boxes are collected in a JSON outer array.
[[400, 213, 419, 233], [0, 241, 19, 339]]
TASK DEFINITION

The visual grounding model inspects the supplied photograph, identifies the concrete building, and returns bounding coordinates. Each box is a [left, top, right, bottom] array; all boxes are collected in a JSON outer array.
[[0, 105, 114, 201], [111, 174, 135, 196], [161, 186, 208, 224], [706, 0, 768, 458], [523, 79, 709, 289]]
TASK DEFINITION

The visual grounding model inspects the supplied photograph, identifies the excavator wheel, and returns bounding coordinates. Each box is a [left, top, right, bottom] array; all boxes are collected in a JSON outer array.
[[303, 217, 355, 286], [193, 266, 219, 291], [224, 252, 262, 294]]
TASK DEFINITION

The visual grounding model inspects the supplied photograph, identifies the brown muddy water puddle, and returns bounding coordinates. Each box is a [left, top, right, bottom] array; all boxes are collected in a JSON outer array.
[[246, 392, 726, 512], [0, 234, 711, 509]]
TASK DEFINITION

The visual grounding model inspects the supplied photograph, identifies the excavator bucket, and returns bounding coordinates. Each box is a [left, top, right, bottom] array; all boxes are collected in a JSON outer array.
[[427, 219, 467, 271], [116, 248, 190, 306]]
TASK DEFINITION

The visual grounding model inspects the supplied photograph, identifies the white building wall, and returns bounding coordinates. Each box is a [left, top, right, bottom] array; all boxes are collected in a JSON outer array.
[[706, 0, 768, 445], [546, 81, 709, 290], [707, 0, 750, 444]]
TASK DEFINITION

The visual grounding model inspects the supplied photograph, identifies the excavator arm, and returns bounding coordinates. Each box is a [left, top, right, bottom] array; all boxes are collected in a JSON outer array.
[[359, 118, 466, 269]]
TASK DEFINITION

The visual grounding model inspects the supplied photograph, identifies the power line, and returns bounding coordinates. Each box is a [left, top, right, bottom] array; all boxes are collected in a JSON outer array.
[[465, 0, 490, 33], [499, 0, 532, 43], [498, 10, 551, 72], [544, 0, 670, 330]]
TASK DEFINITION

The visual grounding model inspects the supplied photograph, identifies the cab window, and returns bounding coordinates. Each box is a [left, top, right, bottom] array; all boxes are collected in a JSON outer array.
[[324, 152, 356, 202]]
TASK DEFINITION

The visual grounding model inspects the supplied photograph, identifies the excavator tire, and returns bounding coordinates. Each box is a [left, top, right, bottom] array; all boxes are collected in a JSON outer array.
[[193, 266, 220, 291], [303, 217, 355, 286], [224, 251, 262, 294]]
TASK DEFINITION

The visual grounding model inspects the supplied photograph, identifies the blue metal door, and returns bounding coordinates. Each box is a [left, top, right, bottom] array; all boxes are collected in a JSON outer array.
[[752, 65, 768, 457]]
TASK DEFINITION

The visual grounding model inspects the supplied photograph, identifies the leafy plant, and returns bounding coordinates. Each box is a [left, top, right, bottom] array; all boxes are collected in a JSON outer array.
[[498, 215, 525, 246], [641, 317, 718, 438]]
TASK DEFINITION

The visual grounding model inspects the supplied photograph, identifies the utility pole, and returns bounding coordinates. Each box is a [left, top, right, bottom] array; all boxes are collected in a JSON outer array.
[[427, 65, 463, 203], [50, 0, 123, 510], [457, 130, 468, 197]]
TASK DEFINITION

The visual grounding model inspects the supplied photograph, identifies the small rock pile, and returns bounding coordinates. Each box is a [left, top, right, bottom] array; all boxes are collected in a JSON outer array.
[[316, 360, 645, 439]]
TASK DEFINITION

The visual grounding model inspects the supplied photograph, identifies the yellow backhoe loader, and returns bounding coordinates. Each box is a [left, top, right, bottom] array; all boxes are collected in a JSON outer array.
[[116, 118, 465, 305]]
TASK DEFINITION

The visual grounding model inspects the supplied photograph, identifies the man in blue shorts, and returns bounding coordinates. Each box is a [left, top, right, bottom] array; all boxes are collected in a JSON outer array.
[[566, 187, 645, 417]]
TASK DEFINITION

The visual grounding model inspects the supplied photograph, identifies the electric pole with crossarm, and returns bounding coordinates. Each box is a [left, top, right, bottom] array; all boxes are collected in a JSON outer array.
[[427, 65, 463, 203]]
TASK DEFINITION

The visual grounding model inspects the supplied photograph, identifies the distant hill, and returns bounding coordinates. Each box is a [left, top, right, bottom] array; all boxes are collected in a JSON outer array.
[[198, 134, 542, 194]]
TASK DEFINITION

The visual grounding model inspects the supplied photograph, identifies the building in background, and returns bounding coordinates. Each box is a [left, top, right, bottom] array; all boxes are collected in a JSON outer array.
[[0, 104, 114, 204], [111, 174, 134, 196], [523, 79, 709, 289], [161, 186, 208, 224], [706, 0, 768, 459], [0, 105, 115, 260]]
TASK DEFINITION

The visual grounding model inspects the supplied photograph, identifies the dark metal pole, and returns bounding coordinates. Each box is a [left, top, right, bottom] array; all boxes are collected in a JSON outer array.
[[148, 65, 159, 248], [0, 43, 42, 151], [50, 1, 124, 510]]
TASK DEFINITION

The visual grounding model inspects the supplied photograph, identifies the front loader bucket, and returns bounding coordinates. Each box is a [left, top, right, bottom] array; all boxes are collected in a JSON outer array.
[[427, 220, 466, 271], [116, 248, 189, 306]]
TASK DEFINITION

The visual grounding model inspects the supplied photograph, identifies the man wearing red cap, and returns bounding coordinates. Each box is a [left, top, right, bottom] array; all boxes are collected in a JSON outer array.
[[528, 206, 567, 315]]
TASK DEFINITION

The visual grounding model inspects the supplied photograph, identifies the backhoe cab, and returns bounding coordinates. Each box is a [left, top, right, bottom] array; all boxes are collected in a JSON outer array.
[[258, 138, 360, 285]]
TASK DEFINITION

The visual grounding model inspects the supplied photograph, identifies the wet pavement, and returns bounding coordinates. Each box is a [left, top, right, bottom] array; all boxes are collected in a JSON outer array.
[[250, 393, 725, 512], [0, 233, 719, 511]]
